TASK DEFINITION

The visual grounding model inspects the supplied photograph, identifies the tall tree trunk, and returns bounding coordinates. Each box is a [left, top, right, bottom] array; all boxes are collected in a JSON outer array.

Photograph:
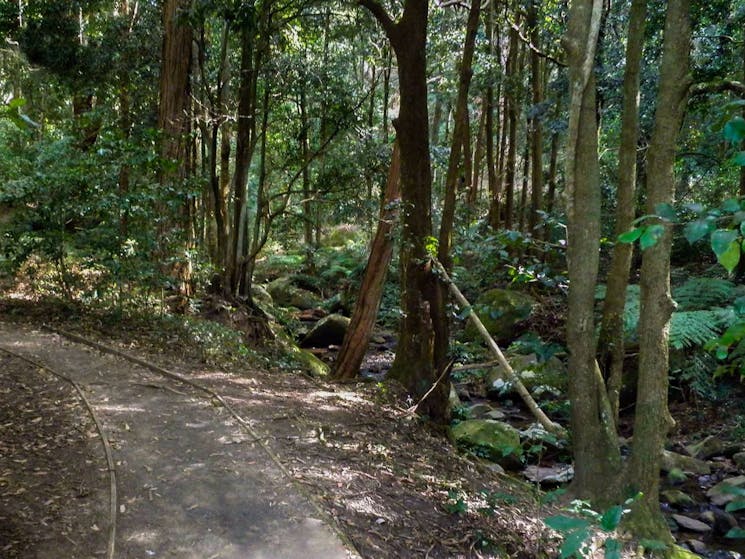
[[626, 0, 691, 540], [435, 0, 482, 375], [470, 101, 487, 207], [527, 0, 544, 236], [598, 0, 647, 425], [333, 142, 401, 380], [564, 0, 622, 506], [502, 18, 520, 230], [484, 0, 497, 215], [360, 0, 446, 422]]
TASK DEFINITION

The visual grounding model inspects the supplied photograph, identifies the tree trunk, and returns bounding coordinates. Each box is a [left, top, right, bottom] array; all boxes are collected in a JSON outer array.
[[564, 0, 622, 506], [502, 18, 520, 231], [333, 142, 401, 380], [598, 0, 647, 426], [527, 0, 544, 236], [626, 0, 691, 540], [360, 0, 446, 422]]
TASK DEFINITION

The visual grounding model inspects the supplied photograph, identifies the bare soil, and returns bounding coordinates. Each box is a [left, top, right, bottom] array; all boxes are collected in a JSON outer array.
[[0, 305, 558, 559]]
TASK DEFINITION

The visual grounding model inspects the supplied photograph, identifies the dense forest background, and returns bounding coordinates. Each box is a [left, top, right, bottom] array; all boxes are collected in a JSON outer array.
[[2, 0, 745, 555]]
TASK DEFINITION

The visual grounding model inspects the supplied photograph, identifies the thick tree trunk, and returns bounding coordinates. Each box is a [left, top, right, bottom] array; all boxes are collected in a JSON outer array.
[[360, 0, 446, 422], [333, 142, 401, 380], [564, 0, 622, 506], [598, 0, 647, 425], [626, 0, 691, 540]]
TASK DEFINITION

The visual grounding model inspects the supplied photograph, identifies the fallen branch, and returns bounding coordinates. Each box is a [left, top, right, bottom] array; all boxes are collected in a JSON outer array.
[[431, 259, 567, 437], [405, 358, 455, 415]]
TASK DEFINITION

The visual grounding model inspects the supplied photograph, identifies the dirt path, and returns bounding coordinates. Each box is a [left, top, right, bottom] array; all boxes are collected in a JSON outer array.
[[0, 322, 354, 559]]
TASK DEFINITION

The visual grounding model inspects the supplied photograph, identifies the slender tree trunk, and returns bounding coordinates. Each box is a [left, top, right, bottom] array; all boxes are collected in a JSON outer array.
[[333, 142, 401, 380], [470, 102, 487, 206], [598, 0, 647, 425], [527, 0, 544, 236], [518, 141, 529, 233], [435, 0, 482, 375], [564, 0, 622, 506], [626, 0, 691, 540], [484, 1, 497, 215], [502, 18, 520, 230]]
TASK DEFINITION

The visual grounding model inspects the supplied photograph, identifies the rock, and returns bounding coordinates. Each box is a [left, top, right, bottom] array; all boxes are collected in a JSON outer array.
[[685, 540, 707, 555], [672, 514, 711, 532], [300, 314, 350, 348], [449, 385, 462, 411], [464, 289, 536, 342], [686, 435, 725, 460], [661, 450, 711, 475], [711, 508, 738, 535], [661, 489, 696, 508], [523, 464, 574, 484], [267, 277, 322, 310], [467, 403, 496, 419], [273, 330, 329, 377], [251, 285, 274, 308], [450, 419, 522, 468], [484, 409, 507, 420], [733, 451, 745, 468], [519, 423, 567, 450], [707, 475, 745, 507]]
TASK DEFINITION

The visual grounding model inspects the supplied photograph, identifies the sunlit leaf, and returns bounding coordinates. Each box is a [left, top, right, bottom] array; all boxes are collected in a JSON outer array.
[[560, 528, 592, 559], [711, 229, 738, 256], [618, 228, 642, 244], [722, 198, 741, 212], [717, 240, 741, 273], [654, 203, 678, 222], [600, 505, 623, 531], [545, 515, 590, 533], [684, 219, 711, 244], [640, 224, 665, 250]]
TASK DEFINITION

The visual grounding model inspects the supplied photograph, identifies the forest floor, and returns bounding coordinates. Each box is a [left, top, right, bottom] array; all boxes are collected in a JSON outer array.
[[0, 301, 558, 559]]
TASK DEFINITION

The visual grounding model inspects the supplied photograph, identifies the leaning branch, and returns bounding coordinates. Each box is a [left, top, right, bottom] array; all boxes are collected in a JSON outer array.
[[690, 79, 745, 97], [432, 259, 567, 437], [358, 0, 396, 38]]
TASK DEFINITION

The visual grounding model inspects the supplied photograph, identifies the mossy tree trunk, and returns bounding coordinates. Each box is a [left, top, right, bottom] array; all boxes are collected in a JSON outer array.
[[626, 0, 691, 540]]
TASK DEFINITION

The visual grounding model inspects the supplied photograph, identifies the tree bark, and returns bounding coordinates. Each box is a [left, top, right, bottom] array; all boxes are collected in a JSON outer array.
[[598, 0, 647, 426], [360, 0, 447, 422], [527, 0, 544, 236], [564, 0, 622, 506], [502, 16, 520, 231], [626, 0, 691, 540], [333, 142, 401, 380]]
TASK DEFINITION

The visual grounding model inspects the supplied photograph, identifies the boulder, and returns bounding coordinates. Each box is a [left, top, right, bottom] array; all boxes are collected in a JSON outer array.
[[467, 403, 496, 419], [301, 314, 350, 348], [267, 277, 322, 310], [733, 451, 745, 469], [706, 475, 745, 507], [523, 464, 574, 484], [661, 450, 711, 475], [450, 419, 522, 468], [251, 285, 274, 308], [661, 489, 696, 508], [464, 289, 536, 342], [686, 435, 725, 460], [672, 514, 711, 533]]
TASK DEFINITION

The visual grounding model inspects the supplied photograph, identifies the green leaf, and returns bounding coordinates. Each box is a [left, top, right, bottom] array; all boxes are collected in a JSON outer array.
[[604, 538, 622, 559], [560, 528, 592, 559], [684, 219, 711, 244], [711, 229, 739, 256], [724, 116, 745, 143], [734, 152, 745, 167], [654, 203, 678, 222], [717, 240, 741, 273], [7, 97, 26, 109], [725, 498, 745, 512], [716, 344, 730, 360], [684, 203, 704, 215], [457, 306, 472, 320], [600, 505, 623, 531], [618, 228, 643, 244], [640, 224, 665, 250], [722, 198, 742, 212], [726, 527, 745, 539], [734, 296, 745, 316], [545, 515, 591, 533]]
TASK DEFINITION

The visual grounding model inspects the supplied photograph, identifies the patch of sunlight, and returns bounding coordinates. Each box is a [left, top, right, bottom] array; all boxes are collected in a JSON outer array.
[[126, 529, 159, 544], [97, 404, 146, 413], [345, 495, 396, 521], [307, 390, 368, 405]]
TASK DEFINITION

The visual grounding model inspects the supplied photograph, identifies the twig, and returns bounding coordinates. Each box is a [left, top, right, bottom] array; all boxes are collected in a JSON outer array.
[[405, 359, 455, 415]]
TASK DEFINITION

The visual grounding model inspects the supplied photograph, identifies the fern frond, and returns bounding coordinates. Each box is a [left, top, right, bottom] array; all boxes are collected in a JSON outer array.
[[669, 308, 735, 350], [673, 278, 736, 311]]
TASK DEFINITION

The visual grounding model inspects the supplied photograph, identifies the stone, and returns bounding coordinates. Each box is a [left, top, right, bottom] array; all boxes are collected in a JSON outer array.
[[707, 475, 745, 507], [661, 489, 696, 508], [251, 285, 274, 308], [686, 435, 725, 460], [672, 514, 711, 533], [267, 277, 322, 310], [300, 314, 350, 348], [274, 330, 330, 377], [733, 451, 745, 469], [450, 419, 522, 468], [449, 385, 462, 411], [523, 464, 574, 484], [685, 540, 707, 555], [467, 403, 495, 419], [464, 289, 536, 342], [661, 450, 711, 475], [484, 409, 507, 420], [711, 508, 738, 535]]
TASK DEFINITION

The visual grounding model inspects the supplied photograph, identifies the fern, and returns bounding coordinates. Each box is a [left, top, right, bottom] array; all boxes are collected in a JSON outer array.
[[669, 308, 735, 350], [673, 278, 736, 311]]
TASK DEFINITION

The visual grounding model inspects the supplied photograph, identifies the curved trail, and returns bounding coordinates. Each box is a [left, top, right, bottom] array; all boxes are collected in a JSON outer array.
[[0, 323, 355, 559]]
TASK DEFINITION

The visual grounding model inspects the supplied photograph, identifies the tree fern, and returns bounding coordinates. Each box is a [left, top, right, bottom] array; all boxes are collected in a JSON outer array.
[[672, 278, 736, 311]]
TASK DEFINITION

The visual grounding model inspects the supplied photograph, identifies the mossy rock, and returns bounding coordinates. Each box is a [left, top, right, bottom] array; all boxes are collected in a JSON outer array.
[[325, 224, 366, 247], [273, 329, 330, 377], [301, 314, 350, 348], [267, 277, 322, 310], [450, 419, 522, 468], [464, 289, 536, 342]]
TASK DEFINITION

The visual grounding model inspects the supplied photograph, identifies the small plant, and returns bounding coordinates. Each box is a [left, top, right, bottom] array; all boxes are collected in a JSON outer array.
[[544, 495, 639, 559], [444, 490, 468, 515]]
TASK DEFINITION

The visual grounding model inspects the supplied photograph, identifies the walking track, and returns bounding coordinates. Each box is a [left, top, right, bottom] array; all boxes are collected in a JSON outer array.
[[0, 322, 355, 559]]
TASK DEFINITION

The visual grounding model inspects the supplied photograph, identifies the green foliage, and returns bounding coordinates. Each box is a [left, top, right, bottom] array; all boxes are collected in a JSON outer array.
[[444, 490, 468, 515], [673, 277, 736, 310]]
